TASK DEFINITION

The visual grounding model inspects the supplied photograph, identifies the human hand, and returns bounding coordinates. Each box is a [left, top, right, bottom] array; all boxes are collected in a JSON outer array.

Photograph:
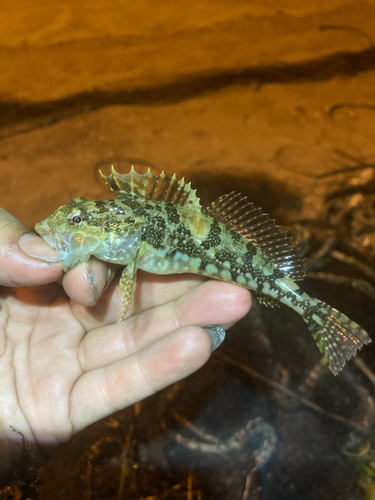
[[0, 208, 251, 482]]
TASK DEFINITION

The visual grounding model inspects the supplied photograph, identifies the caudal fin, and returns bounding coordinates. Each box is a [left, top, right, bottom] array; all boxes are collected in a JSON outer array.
[[303, 303, 371, 376]]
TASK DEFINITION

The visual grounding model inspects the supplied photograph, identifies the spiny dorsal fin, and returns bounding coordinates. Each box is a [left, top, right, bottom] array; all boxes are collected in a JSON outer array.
[[206, 192, 306, 281], [100, 166, 202, 210]]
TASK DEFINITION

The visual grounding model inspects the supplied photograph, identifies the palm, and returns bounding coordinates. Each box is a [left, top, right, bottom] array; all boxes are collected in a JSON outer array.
[[1, 271, 251, 471], [2, 283, 85, 445]]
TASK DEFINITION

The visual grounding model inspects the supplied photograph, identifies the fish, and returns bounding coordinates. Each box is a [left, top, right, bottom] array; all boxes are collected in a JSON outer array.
[[35, 167, 371, 375]]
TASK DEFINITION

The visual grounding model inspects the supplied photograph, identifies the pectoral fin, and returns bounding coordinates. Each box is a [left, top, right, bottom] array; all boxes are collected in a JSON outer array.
[[118, 260, 137, 321]]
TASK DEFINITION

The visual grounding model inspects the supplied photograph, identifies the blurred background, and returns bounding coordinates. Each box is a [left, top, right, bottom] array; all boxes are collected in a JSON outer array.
[[1, 1, 375, 499]]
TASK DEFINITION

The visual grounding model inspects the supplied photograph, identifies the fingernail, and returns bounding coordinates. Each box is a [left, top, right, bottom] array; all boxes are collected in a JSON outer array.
[[203, 325, 226, 351], [19, 233, 59, 262], [87, 258, 107, 302]]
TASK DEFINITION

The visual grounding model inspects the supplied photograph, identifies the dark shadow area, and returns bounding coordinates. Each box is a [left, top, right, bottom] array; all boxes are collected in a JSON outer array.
[[188, 168, 303, 221], [0, 45, 375, 140]]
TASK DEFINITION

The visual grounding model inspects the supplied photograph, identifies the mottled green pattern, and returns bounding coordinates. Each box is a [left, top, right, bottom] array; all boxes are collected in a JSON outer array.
[[35, 169, 371, 375]]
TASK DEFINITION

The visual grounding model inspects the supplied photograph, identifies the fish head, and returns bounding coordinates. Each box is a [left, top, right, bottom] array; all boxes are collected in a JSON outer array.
[[35, 197, 143, 270]]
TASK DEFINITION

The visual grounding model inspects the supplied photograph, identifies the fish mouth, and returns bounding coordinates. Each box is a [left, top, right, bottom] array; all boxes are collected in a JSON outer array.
[[35, 220, 56, 248], [35, 219, 82, 270]]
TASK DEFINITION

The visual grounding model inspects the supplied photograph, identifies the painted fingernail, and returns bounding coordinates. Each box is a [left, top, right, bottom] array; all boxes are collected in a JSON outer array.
[[203, 325, 226, 351], [19, 233, 59, 262], [87, 258, 107, 302]]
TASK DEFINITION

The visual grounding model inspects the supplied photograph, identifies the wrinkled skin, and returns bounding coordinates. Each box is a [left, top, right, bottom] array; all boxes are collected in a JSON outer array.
[[0, 208, 251, 484]]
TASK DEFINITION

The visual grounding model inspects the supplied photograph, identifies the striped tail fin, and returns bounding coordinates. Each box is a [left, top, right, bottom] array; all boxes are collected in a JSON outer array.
[[302, 303, 371, 375]]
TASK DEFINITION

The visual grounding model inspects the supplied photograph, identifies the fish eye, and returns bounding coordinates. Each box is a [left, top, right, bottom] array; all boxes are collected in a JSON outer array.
[[68, 213, 84, 225]]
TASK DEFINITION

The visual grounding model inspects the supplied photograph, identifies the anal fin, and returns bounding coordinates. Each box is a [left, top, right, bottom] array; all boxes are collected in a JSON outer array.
[[253, 291, 281, 308]]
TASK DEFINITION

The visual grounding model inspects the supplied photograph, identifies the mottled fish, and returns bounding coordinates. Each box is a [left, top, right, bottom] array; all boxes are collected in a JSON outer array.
[[35, 167, 371, 375]]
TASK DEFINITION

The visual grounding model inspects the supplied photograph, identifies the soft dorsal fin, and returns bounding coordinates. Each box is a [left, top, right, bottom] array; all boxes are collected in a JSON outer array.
[[206, 192, 306, 281], [100, 166, 202, 210]]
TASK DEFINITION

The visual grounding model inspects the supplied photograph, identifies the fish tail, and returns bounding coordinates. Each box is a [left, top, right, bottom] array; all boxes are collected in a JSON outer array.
[[302, 302, 371, 375]]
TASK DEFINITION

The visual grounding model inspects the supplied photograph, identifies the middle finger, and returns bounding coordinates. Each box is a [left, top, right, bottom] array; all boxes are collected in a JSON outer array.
[[73, 269, 207, 331], [78, 279, 251, 371]]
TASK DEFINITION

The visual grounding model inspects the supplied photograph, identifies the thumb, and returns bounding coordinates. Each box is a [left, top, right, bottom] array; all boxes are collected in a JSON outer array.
[[0, 208, 63, 287]]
